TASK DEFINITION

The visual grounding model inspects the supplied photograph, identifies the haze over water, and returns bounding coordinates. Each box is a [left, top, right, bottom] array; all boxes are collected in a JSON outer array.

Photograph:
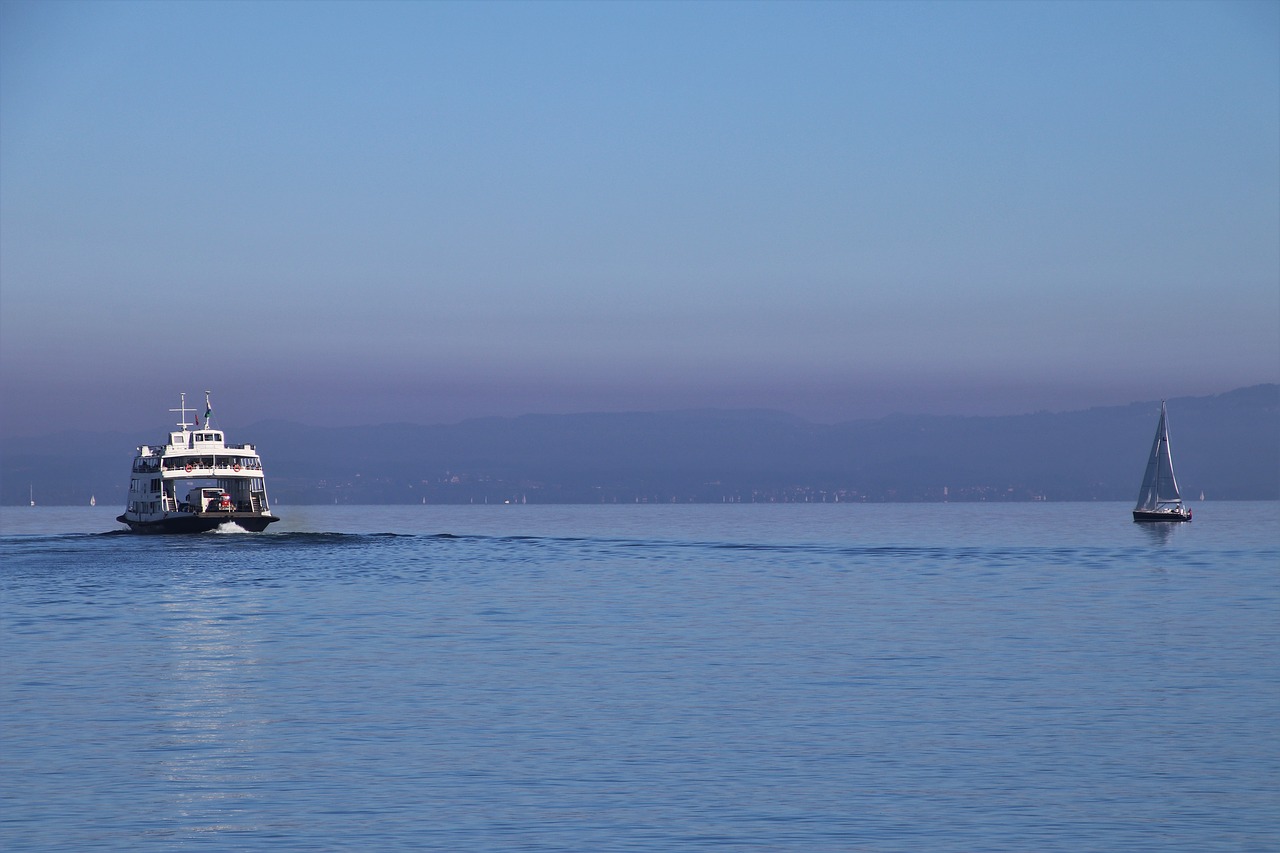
[[3, 503, 1277, 850]]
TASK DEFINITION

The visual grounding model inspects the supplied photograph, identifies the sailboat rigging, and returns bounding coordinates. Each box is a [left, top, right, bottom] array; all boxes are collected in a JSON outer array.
[[1133, 401, 1192, 522]]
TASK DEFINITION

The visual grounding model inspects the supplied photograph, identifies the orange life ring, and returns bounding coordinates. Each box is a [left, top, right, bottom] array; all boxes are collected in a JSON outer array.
[[232, 463, 241, 472], [185, 463, 193, 473]]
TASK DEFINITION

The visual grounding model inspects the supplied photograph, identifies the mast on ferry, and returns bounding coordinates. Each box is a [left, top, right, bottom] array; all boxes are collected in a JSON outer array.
[[171, 392, 195, 432]]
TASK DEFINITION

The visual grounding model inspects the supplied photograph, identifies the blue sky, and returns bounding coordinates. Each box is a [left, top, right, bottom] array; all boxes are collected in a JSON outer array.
[[2, 0, 1277, 436]]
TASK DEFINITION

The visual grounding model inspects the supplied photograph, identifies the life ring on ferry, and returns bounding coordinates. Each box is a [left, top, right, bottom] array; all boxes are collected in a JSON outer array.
[[184, 463, 193, 473], [232, 463, 241, 472]]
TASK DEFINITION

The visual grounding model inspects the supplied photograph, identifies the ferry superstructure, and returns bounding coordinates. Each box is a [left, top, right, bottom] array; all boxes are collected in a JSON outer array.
[[117, 392, 279, 533]]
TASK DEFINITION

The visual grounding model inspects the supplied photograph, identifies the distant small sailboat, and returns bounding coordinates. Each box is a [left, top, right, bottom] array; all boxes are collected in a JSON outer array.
[[90, 495, 97, 506], [1133, 401, 1192, 522], [29, 485, 35, 507]]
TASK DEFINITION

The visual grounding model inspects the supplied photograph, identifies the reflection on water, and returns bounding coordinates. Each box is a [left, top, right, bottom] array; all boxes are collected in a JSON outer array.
[[150, 584, 274, 838], [1135, 519, 1183, 545]]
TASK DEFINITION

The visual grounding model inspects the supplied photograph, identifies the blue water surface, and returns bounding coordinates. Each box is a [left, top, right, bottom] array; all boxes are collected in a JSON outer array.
[[2, 503, 1278, 851]]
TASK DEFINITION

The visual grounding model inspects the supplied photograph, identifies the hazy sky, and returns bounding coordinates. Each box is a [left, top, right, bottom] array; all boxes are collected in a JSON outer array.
[[2, 0, 1277, 436]]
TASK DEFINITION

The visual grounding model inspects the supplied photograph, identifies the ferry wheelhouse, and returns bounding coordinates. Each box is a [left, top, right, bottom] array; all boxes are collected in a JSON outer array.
[[117, 392, 279, 533]]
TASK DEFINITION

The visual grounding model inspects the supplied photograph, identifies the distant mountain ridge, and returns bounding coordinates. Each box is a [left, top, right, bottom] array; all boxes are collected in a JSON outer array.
[[3, 385, 1276, 505]]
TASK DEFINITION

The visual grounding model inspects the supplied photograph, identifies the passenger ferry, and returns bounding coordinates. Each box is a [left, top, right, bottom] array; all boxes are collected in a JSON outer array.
[[117, 392, 279, 533]]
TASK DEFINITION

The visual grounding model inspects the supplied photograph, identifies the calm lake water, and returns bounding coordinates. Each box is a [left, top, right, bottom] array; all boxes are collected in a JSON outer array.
[[2, 503, 1277, 851]]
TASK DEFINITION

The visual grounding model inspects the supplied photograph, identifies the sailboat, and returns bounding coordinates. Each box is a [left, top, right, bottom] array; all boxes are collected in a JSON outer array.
[[1133, 401, 1192, 522]]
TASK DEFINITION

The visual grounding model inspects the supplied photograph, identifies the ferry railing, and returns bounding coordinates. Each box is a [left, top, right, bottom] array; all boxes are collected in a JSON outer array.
[[156, 458, 264, 473]]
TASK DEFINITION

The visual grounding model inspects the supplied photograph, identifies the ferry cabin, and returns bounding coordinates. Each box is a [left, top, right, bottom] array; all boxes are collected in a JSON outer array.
[[126, 428, 271, 517]]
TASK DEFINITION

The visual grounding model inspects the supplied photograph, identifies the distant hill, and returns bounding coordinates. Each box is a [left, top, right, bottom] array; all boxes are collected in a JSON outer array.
[[3, 385, 1276, 505]]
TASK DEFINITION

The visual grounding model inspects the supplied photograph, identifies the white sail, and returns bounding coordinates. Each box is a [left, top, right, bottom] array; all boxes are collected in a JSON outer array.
[[1134, 401, 1184, 512]]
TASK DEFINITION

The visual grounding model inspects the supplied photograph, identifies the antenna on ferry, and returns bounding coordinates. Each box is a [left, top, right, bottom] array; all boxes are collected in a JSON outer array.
[[170, 392, 194, 431]]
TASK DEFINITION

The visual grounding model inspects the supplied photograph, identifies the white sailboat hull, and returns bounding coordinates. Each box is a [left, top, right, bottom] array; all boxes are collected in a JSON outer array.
[[1133, 507, 1191, 522]]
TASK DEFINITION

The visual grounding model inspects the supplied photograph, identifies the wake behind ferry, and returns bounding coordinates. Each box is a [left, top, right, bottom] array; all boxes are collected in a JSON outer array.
[[118, 392, 279, 533]]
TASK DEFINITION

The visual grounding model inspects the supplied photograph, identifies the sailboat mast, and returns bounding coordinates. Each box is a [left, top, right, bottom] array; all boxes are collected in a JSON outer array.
[[1155, 401, 1166, 498]]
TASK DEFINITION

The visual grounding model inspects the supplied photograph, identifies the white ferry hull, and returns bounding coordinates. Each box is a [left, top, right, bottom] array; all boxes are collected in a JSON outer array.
[[117, 511, 279, 534]]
